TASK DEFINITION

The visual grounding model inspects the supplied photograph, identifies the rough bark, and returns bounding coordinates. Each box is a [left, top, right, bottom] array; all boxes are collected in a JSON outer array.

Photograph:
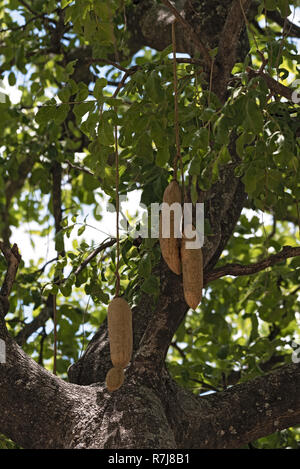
[[1, 318, 299, 448]]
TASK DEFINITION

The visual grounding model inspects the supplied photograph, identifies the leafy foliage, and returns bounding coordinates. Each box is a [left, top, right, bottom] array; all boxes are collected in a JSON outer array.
[[0, 0, 300, 448]]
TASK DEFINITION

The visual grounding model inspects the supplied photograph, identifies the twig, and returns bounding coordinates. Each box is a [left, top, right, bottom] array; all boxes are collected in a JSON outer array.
[[51, 162, 64, 375], [172, 21, 181, 181], [246, 67, 294, 101], [88, 58, 130, 73], [266, 216, 277, 242], [18, 0, 39, 15], [34, 257, 59, 276], [112, 67, 138, 99], [65, 160, 96, 178], [72, 236, 143, 279], [38, 326, 47, 366], [171, 341, 186, 360], [190, 378, 221, 393], [0, 16, 41, 32], [73, 239, 117, 277]]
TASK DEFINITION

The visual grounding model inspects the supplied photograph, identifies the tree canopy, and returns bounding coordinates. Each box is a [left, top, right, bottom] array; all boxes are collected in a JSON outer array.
[[0, 0, 300, 449]]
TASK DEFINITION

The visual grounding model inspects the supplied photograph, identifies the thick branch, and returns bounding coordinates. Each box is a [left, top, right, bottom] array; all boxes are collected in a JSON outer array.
[[214, 0, 252, 101], [0, 243, 21, 317], [2, 156, 36, 244], [161, 0, 212, 67], [202, 162, 247, 271], [0, 318, 175, 448], [165, 362, 300, 448], [133, 261, 188, 373], [205, 245, 300, 285], [0, 324, 97, 448]]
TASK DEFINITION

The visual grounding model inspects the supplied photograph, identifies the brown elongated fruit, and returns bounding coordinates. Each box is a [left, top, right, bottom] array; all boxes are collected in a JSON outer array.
[[106, 366, 124, 392], [105, 296, 133, 392], [159, 180, 182, 275], [181, 224, 203, 309]]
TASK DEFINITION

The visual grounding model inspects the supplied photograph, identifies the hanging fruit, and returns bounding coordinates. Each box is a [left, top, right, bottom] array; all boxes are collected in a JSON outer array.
[[106, 296, 133, 392], [105, 115, 133, 392], [159, 180, 182, 275], [181, 224, 203, 309]]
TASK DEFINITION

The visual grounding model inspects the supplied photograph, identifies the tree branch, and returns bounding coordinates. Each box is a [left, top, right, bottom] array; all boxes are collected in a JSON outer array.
[[266, 9, 300, 38], [65, 159, 96, 178], [205, 245, 300, 285], [15, 306, 52, 347], [247, 66, 294, 101], [161, 0, 212, 68], [132, 261, 188, 373], [215, 0, 252, 100], [166, 362, 300, 448], [0, 323, 96, 448], [0, 243, 21, 317]]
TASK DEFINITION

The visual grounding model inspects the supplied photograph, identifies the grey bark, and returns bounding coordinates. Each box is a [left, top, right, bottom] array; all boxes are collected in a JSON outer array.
[[1, 318, 299, 448]]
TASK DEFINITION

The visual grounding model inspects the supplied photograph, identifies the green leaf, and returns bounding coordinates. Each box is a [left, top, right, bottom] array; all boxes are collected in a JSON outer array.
[[217, 344, 229, 359], [244, 99, 263, 134], [209, 47, 218, 58], [54, 104, 70, 124], [98, 118, 114, 146], [58, 86, 71, 103], [62, 0, 72, 8], [141, 275, 160, 295], [60, 284, 72, 297], [75, 82, 89, 102], [77, 225, 86, 236], [94, 78, 107, 101], [73, 101, 95, 123], [242, 167, 257, 194], [146, 71, 164, 103], [54, 230, 64, 253], [138, 255, 152, 278], [36, 103, 57, 125], [277, 0, 291, 17], [8, 72, 16, 86], [156, 146, 170, 167]]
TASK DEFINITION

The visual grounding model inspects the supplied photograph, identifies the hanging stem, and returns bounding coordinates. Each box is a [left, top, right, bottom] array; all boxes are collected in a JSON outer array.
[[172, 20, 180, 181], [172, 21, 185, 203], [53, 294, 57, 375], [114, 118, 121, 297]]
